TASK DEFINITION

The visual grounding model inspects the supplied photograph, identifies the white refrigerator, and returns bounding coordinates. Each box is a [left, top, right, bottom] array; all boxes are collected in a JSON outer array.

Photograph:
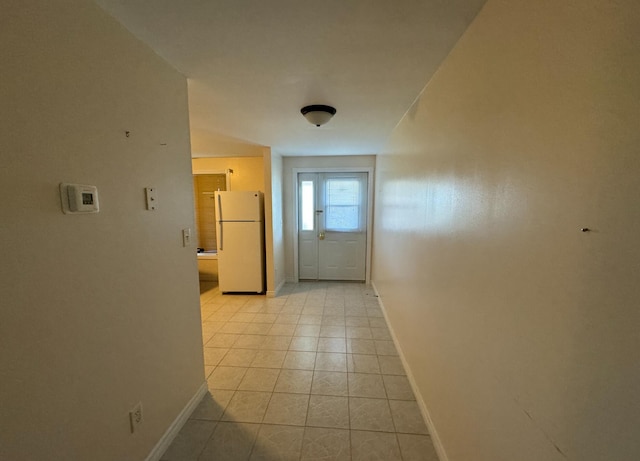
[[214, 191, 265, 293]]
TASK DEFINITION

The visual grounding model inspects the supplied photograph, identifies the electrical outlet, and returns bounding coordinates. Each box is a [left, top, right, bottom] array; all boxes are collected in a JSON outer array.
[[129, 402, 143, 433]]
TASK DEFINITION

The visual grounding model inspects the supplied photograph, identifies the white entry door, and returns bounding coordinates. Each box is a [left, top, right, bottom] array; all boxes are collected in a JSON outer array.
[[298, 172, 367, 281]]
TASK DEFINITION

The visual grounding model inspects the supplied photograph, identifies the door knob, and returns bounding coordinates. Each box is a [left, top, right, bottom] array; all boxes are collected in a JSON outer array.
[[319, 231, 325, 240]]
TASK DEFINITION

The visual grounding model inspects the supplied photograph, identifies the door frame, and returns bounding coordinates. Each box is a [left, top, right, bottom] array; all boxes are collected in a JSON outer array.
[[192, 169, 232, 191], [292, 167, 374, 284]]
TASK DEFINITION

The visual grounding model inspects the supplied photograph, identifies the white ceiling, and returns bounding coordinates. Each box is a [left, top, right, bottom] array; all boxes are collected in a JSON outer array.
[[95, 0, 486, 156]]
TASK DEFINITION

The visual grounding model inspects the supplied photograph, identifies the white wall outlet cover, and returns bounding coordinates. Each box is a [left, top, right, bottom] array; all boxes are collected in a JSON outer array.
[[60, 183, 100, 214], [145, 187, 157, 211]]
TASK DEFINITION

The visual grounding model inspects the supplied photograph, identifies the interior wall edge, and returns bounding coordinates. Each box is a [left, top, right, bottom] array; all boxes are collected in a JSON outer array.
[[371, 281, 450, 461], [144, 381, 208, 461]]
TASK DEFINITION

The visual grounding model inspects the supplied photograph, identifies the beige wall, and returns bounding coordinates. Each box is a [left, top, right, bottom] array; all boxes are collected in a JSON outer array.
[[0, 1, 203, 460], [372, 1, 640, 460], [192, 156, 265, 192], [283, 155, 376, 281], [191, 127, 266, 157], [263, 151, 286, 295]]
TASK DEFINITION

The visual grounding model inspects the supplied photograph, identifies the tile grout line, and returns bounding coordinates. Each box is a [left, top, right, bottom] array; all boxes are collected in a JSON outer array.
[[196, 283, 415, 461]]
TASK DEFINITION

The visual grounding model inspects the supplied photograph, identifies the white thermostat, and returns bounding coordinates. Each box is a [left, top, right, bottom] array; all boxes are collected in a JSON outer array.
[[60, 183, 100, 214]]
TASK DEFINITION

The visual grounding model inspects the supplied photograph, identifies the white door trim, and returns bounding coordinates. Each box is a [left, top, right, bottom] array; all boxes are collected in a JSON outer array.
[[292, 166, 374, 284]]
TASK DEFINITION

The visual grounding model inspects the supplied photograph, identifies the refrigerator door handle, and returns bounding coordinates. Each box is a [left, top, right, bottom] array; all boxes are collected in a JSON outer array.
[[219, 221, 223, 250], [217, 193, 224, 250], [217, 193, 223, 222]]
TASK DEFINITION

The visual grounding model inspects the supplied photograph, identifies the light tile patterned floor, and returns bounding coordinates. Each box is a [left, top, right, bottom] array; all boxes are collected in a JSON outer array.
[[161, 281, 439, 461]]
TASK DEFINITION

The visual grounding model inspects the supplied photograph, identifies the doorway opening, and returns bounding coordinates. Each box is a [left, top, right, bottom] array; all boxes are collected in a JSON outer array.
[[193, 173, 227, 252], [193, 173, 228, 283]]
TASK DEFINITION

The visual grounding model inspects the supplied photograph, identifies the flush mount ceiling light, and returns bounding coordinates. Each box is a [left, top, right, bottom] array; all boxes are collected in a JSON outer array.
[[301, 104, 337, 127]]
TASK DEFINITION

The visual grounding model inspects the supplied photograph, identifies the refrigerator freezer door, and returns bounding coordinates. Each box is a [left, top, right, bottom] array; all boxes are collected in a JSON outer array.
[[215, 191, 263, 222], [216, 221, 265, 293]]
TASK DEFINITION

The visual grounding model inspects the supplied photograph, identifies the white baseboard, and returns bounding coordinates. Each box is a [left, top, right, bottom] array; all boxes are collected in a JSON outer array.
[[371, 281, 449, 461], [145, 381, 208, 461], [266, 278, 286, 298]]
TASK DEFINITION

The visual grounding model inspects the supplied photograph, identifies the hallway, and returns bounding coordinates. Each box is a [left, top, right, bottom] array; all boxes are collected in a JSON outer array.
[[160, 282, 438, 461]]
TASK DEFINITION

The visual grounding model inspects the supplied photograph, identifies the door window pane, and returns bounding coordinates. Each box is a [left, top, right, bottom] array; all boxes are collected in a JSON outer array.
[[301, 180, 315, 231], [325, 178, 361, 231]]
